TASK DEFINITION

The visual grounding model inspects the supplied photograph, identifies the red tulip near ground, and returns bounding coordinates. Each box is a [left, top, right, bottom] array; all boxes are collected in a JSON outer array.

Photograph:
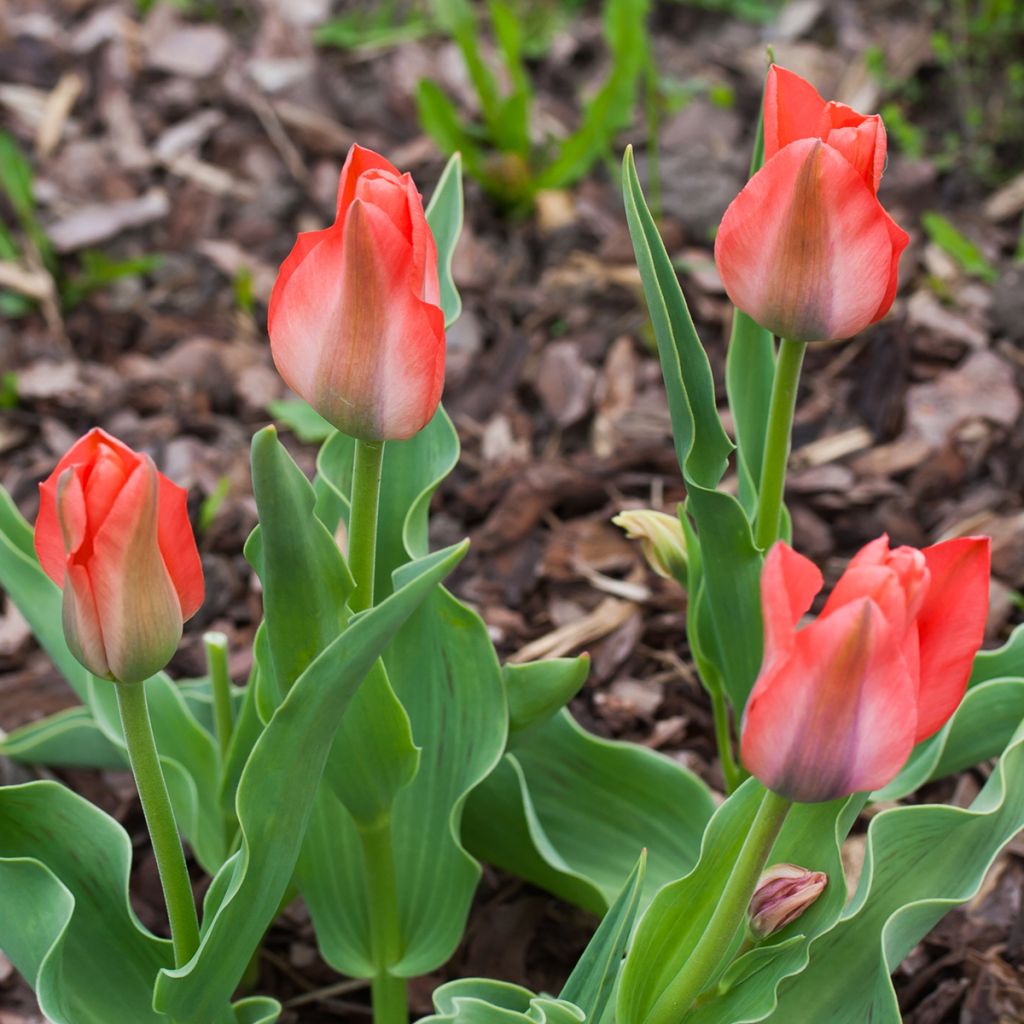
[[741, 535, 990, 803], [34, 429, 204, 683], [715, 65, 910, 343], [268, 144, 446, 442]]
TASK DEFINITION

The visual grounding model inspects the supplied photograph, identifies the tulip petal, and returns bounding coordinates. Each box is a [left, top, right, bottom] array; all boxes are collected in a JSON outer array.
[[764, 65, 826, 162], [35, 428, 139, 585], [62, 561, 109, 679], [871, 209, 910, 325], [742, 597, 917, 802], [336, 144, 402, 221], [82, 441, 131, 530], [270, 198, 444, 440], [761, 542, 823, 666], [715, 138, 897, 342], [89, 457, 184, 683], [156, 474, 204, 621], [823, 114, 886, 193], [913, 537, 991, 740]]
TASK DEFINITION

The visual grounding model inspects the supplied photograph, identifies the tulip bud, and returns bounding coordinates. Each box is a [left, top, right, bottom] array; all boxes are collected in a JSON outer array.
[[268, 144, 446, 442], [748, 863, 827, 938], [613, 509, 688, 586], [715, 65, 909, 343], [34, 429, 204, 684]]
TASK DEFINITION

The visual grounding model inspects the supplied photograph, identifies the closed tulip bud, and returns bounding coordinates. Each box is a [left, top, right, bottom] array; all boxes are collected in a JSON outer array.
[[748, 863, 827, 938], [715, 66, 910, 343], [34, 429, 204, 684], [741, 535, 990, 803], [268, 144, 445, 441], [613, 509, 688, 586]]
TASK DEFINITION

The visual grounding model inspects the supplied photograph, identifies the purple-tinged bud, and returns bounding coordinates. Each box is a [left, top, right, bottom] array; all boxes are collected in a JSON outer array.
[[748, 863, 827, 938]]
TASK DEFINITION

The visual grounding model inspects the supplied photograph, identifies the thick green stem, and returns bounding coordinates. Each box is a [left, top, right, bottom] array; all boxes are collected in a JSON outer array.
[[360, 819, 408, 1024], [753, 339, 806, 551], [645, 788, 791, 1024], [709, 686, 742, 793], [115, 682, 201, 967], [203, 631, 234, 761], [348, 439, 385, 614]]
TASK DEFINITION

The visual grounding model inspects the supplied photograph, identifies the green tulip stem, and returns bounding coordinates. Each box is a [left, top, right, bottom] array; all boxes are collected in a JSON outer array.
[[645, 788, 791, 1024], [361, 818, 408, 1024], [115, 681, 201, 968], [348, 439, 386, 614], [710, 686, 742, 793], [754, 339, 806, 551], [203, 631, 234, 761]]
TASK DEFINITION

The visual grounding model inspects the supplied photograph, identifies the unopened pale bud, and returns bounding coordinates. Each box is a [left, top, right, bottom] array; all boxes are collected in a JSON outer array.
[[613, 509, 688, 586], [748, 863, 827, 938]]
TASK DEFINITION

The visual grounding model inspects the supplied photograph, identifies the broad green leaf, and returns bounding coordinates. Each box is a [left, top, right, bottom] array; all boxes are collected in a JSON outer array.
[[0, 705, 125, 769], [724, 56, 774, 516], [622, 149, 763, 710], [617, 781, 858, 1024], [153, 542, 466, 1021], [425, 151, 465, 327], [300, 408, 509, 977], [560, 851, 646, 1024], [763, 718, 1024, 1023], [505, 656, 589, 735], [0, 781, 173, 1024], [246, 425, 353, 697], [422, 979, 584, 1024], [464, 710, 717, 914], [969, 622, 1024, 685]]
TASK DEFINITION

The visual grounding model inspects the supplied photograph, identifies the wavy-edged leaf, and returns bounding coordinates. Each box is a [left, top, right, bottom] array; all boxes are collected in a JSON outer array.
[[622, 148, 763, 712], [422, 979, 584, 1024], [617, 781, 859, 1024], [153, 542, 466, 1021], [560, 850, 646, 1024], [424, 151, 465, 327], [0, 781, 173, 1024], [464, 710, 717, 914], [300, 408, 508, 977], [761, 718, 1024, 1023], [0, 705, 125, 769]]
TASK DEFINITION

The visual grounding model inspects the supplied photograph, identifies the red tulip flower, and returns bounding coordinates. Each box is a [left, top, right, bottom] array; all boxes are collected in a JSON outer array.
[[34, 429, 204, 684], [715, 66, 910, 343], [268, 144, 445, 441], [741, 535, 990, 803]]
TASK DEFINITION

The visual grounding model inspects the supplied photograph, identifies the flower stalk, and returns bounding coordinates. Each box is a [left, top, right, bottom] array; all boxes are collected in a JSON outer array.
[[115, 681, 200, 967]]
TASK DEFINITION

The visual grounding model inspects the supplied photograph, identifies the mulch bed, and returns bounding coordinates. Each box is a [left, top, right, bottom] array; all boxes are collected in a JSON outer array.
[[1, 1, 1023, 1020]]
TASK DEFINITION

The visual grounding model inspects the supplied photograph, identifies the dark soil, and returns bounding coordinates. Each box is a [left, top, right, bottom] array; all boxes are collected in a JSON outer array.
[[1, 1, 1023, 1021]]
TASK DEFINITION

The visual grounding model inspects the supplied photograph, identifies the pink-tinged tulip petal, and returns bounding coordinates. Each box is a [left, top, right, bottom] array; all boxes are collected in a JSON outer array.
[[156, 474, 204, 620], [761, 542, 823, 666], [742, 597, 917, 802], [34, 429, 204, 683], [336, 144, 403, 220], [822, 115, 886, 193], [873, 210, 910, 324], [764, 65, 826, 162], [269, 143, 445, 441], [914, 537, 991, 740], [63, 561, 109, 679], [270, 196, 444, 440], [765, 66, 887, 194], [715, 138, 899, 342], [88, 458, 184, 683]]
